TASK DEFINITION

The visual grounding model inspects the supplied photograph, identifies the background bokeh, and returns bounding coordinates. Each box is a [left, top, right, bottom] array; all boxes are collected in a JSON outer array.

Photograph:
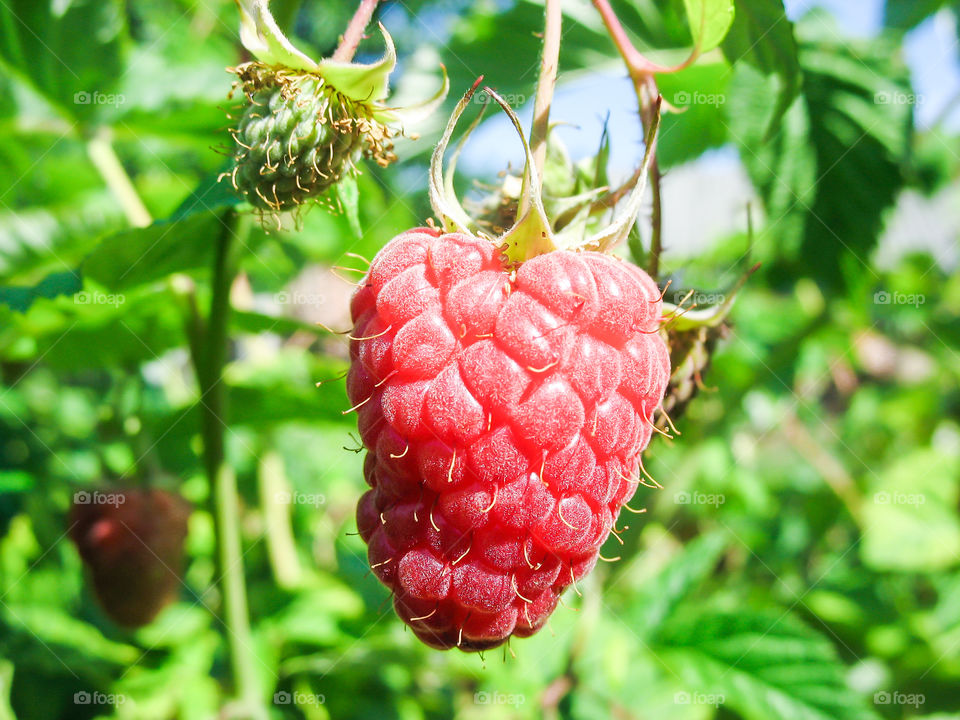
[[1, 0, 959, 718]]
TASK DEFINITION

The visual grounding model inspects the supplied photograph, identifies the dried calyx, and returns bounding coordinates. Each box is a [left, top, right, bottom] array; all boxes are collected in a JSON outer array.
[[655, 262, 761, 431], [224, 0, 448, 217], [428, 81, 660, 264]]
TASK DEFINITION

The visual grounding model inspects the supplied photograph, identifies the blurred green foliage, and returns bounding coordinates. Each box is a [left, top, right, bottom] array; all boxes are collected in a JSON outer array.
[[1, 1, 959, 719]]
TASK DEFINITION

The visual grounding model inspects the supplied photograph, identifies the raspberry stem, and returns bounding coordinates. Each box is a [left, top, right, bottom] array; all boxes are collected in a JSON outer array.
[[86, 128, 151, 228], [195, 209, 267, 720], [521, 0, 561, 219], [333, 0, 381, 62], [591, 0, 666, 278]]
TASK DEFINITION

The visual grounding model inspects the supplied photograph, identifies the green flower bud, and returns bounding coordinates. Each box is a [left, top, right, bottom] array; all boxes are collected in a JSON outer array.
[[227, 64, 395, 212]]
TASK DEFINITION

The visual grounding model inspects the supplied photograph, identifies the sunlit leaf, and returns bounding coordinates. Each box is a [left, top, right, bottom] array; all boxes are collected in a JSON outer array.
[[683, 0, 736, 53]]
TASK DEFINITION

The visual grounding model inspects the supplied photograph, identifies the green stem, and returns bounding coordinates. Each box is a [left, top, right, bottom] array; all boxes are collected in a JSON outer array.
[[648, 155, 663, 278], [332, 0, 381, 62], [87, 128, 152, 228], [196, 210, 266, 719], [520, 0, 562, 219], [259, 450, 303, 590], [592, 0, 665, 277]]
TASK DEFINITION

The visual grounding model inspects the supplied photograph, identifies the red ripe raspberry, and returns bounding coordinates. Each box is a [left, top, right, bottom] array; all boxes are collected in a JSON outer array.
[[348, 227, 670, 651], [69, 489, 190, 628]]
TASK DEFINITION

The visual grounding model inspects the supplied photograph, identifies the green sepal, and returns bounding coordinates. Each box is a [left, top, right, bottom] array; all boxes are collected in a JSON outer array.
[[584, 100, 661, 252], [315, 24, 397, 102], [374, 65, 450, 128], [234, 3, 447, 117], [235, 0, 318, 71], [663, 261, 760, 331], [483, 88, 556, 263], [428, 80, 486, 233]]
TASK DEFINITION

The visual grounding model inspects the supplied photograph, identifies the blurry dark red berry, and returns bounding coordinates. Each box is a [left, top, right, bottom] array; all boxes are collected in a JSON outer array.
[[70, 489, 191, 628]]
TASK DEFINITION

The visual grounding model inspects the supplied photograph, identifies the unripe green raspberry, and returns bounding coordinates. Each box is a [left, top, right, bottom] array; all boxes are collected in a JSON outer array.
[[227, 63, 395, 213]]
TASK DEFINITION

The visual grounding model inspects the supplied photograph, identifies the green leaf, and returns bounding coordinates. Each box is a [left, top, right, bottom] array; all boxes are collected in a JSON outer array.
[[0, 659, 13, 720], [657, 59, 731, 168], [113, 611, 221, 720], [861, 447, 960, 572], [170, 169, 243, 222], [228, 379, 350, 428], [0, 129, 106, 209], [84, 212, 216, 291], [0, 270, 82, 313], [116, 99, 228, 149], [1, 605, 139, 667], [729, 84, 815, 260], [731, 22, 912, 288], [442, 1, 614, 108], [797, 30, 912, 287], [0, 470, 33, 493], [722, 0, 801, 138], [9, 289, 185, 370], [0, 0, 125, 120], [231, 310, 332, 338], [0, 193, 124, 285], [261, 586, 364, 646], [884, 0, 952, 31], [683, 0, 736, 53], [660, 608, 881, 720], [627, 531, 728, 639], [84, 174, 241, 291]]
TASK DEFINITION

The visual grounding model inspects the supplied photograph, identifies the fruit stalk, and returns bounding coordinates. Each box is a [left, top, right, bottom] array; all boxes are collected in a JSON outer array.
[[196, 209, 266, 719], [521, 0, 562, 218], [332, 0, 381, 62]]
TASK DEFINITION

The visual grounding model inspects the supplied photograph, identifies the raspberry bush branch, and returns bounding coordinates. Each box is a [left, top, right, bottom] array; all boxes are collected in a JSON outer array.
[[592, 0, 667, 278], [644, 83, 664, 278], [592, 0, 734, 278]]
